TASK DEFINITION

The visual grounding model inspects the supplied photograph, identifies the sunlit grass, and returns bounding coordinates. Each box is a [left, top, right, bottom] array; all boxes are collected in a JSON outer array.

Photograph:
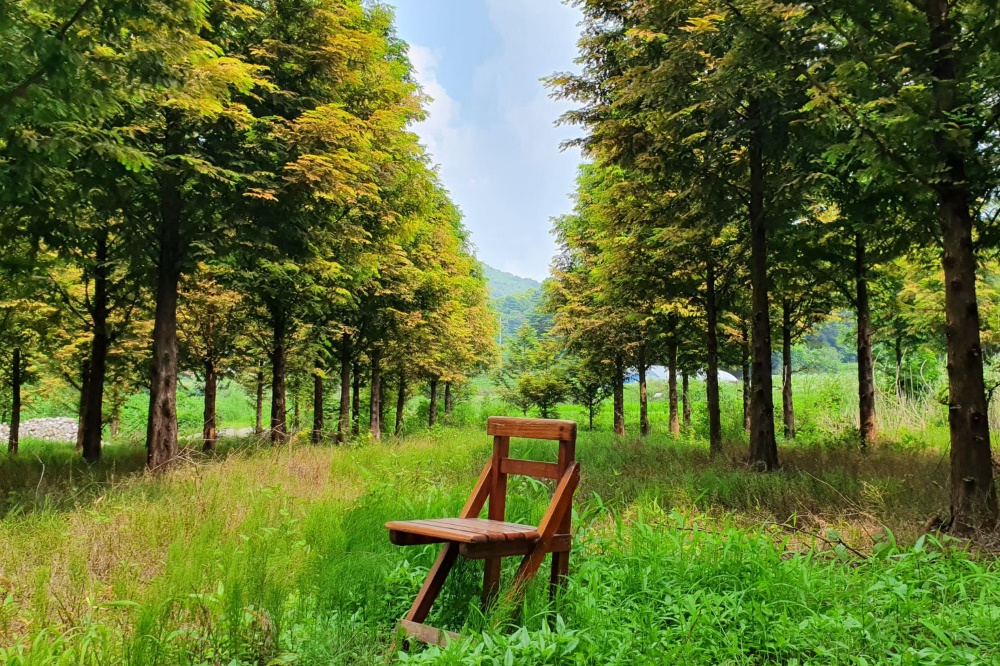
[[0, 409, 996, 664]]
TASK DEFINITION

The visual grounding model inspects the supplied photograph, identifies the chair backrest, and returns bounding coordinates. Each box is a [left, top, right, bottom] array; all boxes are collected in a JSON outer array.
[[484, 417, 577, 525]]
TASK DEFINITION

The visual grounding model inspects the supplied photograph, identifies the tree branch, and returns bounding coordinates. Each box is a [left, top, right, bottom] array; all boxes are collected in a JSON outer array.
[[0, 0, 97, 111]]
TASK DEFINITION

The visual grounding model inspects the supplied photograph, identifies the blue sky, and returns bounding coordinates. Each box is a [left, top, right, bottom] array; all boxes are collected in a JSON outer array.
[[389, 0, 584, 281]]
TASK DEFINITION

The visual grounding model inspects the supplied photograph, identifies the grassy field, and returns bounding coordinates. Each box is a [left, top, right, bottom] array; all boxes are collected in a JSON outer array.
[[1, 376, 997, 664]]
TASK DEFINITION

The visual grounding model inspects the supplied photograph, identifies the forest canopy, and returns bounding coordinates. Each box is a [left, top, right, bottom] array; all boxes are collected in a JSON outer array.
[[0, 0, 498, 465]]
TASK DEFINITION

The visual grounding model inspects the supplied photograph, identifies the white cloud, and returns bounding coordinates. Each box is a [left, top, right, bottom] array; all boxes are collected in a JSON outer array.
[[402, 2, 583, 281]]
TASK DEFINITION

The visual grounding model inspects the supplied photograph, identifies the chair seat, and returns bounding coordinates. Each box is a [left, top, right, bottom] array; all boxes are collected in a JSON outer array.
[[386, 518, 539, 546]]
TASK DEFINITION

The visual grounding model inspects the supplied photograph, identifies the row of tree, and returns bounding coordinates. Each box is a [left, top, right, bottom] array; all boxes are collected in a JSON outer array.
[[1, 1, 497, 467], [545, 0, 1000, 534]]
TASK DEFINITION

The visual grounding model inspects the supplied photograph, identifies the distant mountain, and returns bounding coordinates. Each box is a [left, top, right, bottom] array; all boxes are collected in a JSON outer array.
[[482, 265, 541, 300], [482, 264, 551, 340]]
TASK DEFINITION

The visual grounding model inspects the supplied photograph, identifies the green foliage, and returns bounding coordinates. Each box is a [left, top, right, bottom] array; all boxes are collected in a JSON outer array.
[[495, 325, 569, 418]]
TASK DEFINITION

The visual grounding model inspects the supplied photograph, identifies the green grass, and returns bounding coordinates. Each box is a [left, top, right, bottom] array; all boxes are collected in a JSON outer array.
[[1, 401, 997, 665]]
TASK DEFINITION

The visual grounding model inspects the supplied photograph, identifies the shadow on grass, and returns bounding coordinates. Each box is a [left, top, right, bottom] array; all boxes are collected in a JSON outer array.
[[0, 436, 271, 518]]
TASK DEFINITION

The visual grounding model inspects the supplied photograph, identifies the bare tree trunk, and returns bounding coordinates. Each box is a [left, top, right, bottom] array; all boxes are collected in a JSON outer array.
[[613, 355, 625, 436], [203, 360, 217, 453], [111, 402, 120, 438], [668, 341, 680, 436], [312, 364, 323, 445], [747, 98, 778, 470], [428, 378, 438, 427], [856, 233, 877, 448], [83, 231, 109, 463], [351, 361, 360, 436], [925, 0, 996, 533], [741, 327, 751, 432], [395, 371, 406, 436], [589, 404, 595, 431], [638, 346, 649, 437], [7, 347, 19, 455], [269, 307, 288, 445], [369, 347, 382, 441], [682, 370, 691, 427], [293, 392, 300, 432], [146, 111, 183, 472], [338, 333, 351, 443], [444, 381, 454, 419], [76, 357, 90, 452], [706, 260, 722, 453], [252, 368, 262, 434], [781, 298, 795, 440], [379, 374, 386, 433], [894, 336, 904, 399]]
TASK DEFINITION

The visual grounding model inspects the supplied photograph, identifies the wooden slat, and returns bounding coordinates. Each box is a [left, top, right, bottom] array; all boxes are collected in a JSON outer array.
[[388, 531, 442, 546], [460, 533, 570, 560], [387, 518, 538, 544], [487, 416, 576, 441], [500, 458, 562, 480], [398, 619, 461, 647]]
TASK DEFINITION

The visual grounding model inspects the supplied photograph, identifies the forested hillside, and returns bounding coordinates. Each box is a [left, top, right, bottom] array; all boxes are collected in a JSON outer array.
[[482, 265, 540, 300]]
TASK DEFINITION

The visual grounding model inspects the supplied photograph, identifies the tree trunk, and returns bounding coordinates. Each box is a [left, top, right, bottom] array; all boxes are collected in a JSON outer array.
[[589, 404, 595, 431], [638, 346, 649, 437], [428, 378, 438, 427], [741, 327, 751, 432], [895, 335, 904, 399], [781, 298, 795, 440], [269, 306, 288, 445], [203, 360, 217, 453], [925, 0, 997, 533], [312, 365, 324, 445], [379, 374, 386, 433], [146, 111, 183, 472], [668, 341, 680, 436], [369, 347, 382, 441], [856, 233, 877, 448], [82, 231, 109, 463], [254, 367, 264, 435], [7, 347, 19, 455], [747, 98, 778, 470], [351, 361, 360, 436], [76, 357, 90, 452], [293, 393, 300, 432], [395, 371, 406, 436], [444, 381, 454, 419], [706, 260, 722, 453], [682, 370, 691, 427], [338, 333, 351, 443], [111, 402, 120, 438], [613, 355, 625, 436]]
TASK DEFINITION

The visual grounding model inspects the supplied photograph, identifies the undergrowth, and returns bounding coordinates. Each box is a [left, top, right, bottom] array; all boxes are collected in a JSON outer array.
[[0, 421, 997, 664]]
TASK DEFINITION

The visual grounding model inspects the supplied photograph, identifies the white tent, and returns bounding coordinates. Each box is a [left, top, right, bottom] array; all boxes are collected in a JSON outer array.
[[641, 366, 740, 384]]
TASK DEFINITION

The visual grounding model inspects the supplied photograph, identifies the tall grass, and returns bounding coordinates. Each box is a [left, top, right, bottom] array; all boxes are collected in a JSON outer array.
[[1, 414, 997, 664]]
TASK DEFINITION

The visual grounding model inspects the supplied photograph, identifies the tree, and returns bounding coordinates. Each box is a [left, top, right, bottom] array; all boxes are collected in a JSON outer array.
[[803, 0, 1000, 532], [178, 264, 248, 453], [566, 357, 613, 430]]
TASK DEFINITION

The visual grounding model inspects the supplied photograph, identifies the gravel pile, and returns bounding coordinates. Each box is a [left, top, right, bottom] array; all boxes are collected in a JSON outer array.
[[0, 417, 79, 443]]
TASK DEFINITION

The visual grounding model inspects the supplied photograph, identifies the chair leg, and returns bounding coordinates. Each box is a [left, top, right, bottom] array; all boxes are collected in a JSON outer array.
[[549, 550, 569, 601], [482, 557, 502, 609], [405, 542, 459, 623]]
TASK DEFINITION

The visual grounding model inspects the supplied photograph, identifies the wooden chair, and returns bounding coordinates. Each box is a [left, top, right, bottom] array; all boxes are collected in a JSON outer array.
[[385, 416, 580, 647]]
